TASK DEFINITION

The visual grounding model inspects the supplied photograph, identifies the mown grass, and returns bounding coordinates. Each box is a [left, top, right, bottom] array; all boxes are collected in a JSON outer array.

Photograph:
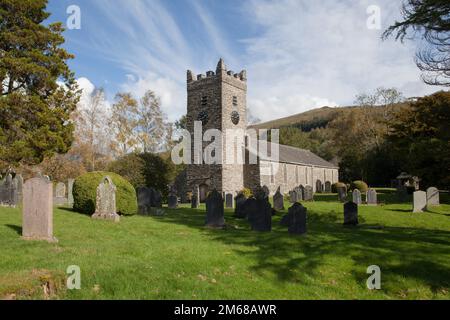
[[0, 189, 449, 300]]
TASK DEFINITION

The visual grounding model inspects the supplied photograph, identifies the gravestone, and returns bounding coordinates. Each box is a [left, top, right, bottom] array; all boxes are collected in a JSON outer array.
[[225, 193, 234, 208], [0, 173, 14, 206], [54, 182, 67, 205], [22, 175, 57, 242], [324, 181, 332, 193], [273, 189, 284, 211], [92, 177, 120, 222], [168, 193, 178, 209], [303, 186, 313, 201], [262, 185, 270, 198], [152, 189, 162, 208], [234, 193, 248, 218], [426, 187, 439, 206], [352, 189, 362, 205], [11, 174, 23, 206], [67, 179, 74, 206], [366, 189, 377, 206], [297, 186, 304, 201], [191, 185, 199, 209], [137, 186, 152, 215], [247, 188, 272, 232], [337, 187, 347, 202], [289, 190, 297, 203], [280, 203, 307, 235], [413, 191, 427, 213], [205, 189, 225, 228], [343, 201, 358, 226]]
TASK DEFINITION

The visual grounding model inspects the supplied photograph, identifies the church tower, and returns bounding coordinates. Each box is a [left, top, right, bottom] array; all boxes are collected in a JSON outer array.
[[186, 59, 247, 201]]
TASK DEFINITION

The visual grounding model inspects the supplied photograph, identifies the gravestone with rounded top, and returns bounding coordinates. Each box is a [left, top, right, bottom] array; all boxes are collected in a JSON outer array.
[[426, 187, 439, 206], [337, 187, 347, 202], [273, 188, 284, 211], [22, 175, 57, 242], [366, 189, 377, 206], [413, 191, 427, 213], [352, 189, 362, 205], [280, 203, 307, 235], [234, 193, 248, 218], [248, 188, 272, 232], [92, 177, 120, 222], [54, 182, 67, 205], [343, 201, 358, 226], [205, 189, 225, 228], [168, 192, 178, 209]]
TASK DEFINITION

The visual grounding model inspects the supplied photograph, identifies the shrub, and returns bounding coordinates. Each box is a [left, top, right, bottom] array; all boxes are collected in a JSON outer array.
[[350, 180, 369, 192], [73, 171, 137, 216], [332, 182, 347, 193], [238, 188, 252, 198]]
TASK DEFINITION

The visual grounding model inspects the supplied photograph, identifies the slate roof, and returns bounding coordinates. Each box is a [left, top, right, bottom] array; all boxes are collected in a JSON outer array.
[[253, 143, 338, 169]]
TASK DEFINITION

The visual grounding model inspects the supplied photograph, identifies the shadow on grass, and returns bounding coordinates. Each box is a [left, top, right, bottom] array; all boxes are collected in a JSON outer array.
[[6, 224, 21, 235], [156, 206, 450, 295]]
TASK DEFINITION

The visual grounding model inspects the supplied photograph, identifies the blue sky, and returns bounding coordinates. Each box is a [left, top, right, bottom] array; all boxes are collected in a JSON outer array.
[[46, 0, 443, 122]]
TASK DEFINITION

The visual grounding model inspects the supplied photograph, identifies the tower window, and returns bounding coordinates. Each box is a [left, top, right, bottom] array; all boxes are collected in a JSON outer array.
[[201, 96, 208, 106], [232, 96, 238, 107]]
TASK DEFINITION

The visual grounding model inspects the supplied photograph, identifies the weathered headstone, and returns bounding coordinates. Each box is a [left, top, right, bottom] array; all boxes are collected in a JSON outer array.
[[92, 177, 120, 222], [22, 175, 57, 242], [289, 190, 297, 203], [303, 186, 313, 201], [280, 203, 307, 235], [352, 189, 362, 205], [366, 189, 377, 206], [225, 193, 234, 208], [67, 179, 74, 206], [343, 201, 358, 226], [234, 193, 248, 218], [426, 187, 439, 206], [152, 189, 162, 208], [168, 193, 178, 209], [191, 185, 199, 209], [247, 188, 272, 232], [273, 189, 284, 211], [262, 185, 270, 198], [137, 186, 152, 215], [0, 173, 14, 206], [54, 182, 67, 205], [205, 189, 225, 228], [413, 191, 427, 213], [297, 186, 304, 201], [337, 187, 347, 202]]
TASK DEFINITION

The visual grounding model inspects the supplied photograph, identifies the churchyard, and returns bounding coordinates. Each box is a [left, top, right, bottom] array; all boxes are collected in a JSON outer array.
[[0, 185, 448, 300]]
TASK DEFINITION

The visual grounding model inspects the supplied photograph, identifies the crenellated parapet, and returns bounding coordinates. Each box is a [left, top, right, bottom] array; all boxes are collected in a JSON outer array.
[[187, 58, 247, 89]]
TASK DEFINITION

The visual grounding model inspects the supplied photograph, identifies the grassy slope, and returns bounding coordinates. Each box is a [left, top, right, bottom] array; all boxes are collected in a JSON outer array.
[[0, 189, 449, 300]]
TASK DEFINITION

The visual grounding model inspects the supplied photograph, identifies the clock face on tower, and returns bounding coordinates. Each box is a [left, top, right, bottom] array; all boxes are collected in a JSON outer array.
[[231, 111, 240, 125], [197, 110, 209, 125]]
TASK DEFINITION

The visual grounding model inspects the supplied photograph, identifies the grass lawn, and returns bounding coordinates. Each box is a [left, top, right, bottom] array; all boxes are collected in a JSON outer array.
[[0, 189, 449, 300]]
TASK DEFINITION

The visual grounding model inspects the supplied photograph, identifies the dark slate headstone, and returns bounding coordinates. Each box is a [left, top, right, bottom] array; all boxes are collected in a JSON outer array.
[[273, 189, 284, 211], [289, 190, 297, 203], [247, 189, 272, 232], [352, 189, 362, 205], [238, 196, 255, 219], [337, 187, 347, 202], [191, 185, 199, 209], [303, 186, 313, 201], [153, 189, 162, 208], [168, 193, 178, 209], [343, 201, 358, 226], [205, 189, 225, 228], [280, 203, 307, 235], [137, 186, 152, 215], [262, 185, 270, 198], [0, 173, 19, 207], [234, 193, 247, 218], [225, 193, 234, 208]]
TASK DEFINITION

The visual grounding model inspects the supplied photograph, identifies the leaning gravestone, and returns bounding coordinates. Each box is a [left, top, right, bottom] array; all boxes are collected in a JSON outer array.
[[168, 192, 178, 209], [426, 187, 439, 206], [343, 201, 358, 226], [225, 193, 234, 208], [352, 189, 362, 205], [366, 189, 377, 206], [413, 191, 427, 213], [67, 179, 74, 206], [205, 189, 225, 228], [303, 186, 313, 201], [273, 189, 284, 211], [234, 193, 248, 218], [22, 175, 57, 242], [247, 188, 272, 232], [54, 182, 67, 205], [92, 177, 120, 222], [280, 203, 307, 235], [137, 186, 152, 215], [191, 185, 199, 209], [337, 187, 347, 202]]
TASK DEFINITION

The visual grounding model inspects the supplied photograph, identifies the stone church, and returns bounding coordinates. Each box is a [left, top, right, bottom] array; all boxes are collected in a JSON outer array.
[[185, 59, 338, 201]]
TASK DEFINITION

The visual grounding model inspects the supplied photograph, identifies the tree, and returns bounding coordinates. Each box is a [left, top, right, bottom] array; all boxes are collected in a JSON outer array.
[[388, 90, 450, 188], [383, 0, 450, 86], [110, 93, 139, 157], [0, 0, 80, 165]]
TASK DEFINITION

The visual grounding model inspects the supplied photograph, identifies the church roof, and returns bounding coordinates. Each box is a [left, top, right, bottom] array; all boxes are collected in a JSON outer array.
[[255, 143, 338, 169]]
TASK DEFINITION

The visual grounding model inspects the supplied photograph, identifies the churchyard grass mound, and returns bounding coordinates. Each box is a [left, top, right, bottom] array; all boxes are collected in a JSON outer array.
[[0, 188, 449, 299]]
